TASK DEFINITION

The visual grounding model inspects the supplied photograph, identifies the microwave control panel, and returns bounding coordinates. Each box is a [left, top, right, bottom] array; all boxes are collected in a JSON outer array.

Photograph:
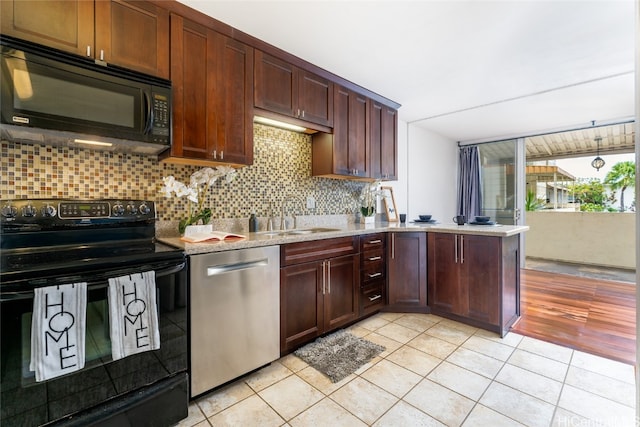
[[151, 92, 170, 143]]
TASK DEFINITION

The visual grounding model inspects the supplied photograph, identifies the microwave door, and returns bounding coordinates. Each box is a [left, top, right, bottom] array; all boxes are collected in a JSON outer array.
[[3, 50, 33, 101], [6, 58, 144, 136], [0, 47, 161, 142]]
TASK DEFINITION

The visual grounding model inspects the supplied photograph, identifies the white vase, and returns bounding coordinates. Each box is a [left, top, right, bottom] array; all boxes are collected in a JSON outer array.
[[183, 224, 212, 237], [361, 215, 375, 224]]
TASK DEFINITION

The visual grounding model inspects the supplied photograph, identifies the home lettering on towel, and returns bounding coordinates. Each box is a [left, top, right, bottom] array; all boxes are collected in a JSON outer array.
[[30, 283, 87, 382], [108, 271, 160, 360], [44, 291, 79, 368], [121, 278, 151, 349]]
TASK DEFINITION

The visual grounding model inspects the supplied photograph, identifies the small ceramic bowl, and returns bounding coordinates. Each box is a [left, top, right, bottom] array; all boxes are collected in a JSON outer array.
[[475, 216, 490, 222], [419, 215, 432, 221]]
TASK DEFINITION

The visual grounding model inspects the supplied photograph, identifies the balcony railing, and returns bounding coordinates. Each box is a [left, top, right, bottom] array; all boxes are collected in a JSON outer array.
[[525, 211, 636, 270]]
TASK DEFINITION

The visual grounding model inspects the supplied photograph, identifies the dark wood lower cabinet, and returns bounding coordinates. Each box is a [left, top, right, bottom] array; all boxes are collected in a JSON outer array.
[[280, 262, 323, 353], [386, 232, 428, 312], [427, 232, 520, 336], [360, 233, 387, 316], [323, 254, 360, 331], [280, 237, 359, 354], [280, 231, 521, 354]]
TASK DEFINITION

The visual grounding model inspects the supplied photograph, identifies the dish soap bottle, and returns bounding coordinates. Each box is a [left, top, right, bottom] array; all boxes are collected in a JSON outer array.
[[249, 212, 258, 232]]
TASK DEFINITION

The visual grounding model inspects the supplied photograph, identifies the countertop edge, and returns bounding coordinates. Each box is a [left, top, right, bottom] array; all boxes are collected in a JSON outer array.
[[159, 223, 529, 255]]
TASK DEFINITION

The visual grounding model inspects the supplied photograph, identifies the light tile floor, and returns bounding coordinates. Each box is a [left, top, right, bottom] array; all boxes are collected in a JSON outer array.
[[176, 312, 637, 427]]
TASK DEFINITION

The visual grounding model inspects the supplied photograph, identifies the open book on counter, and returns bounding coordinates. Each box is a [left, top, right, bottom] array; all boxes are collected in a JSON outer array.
[[180, 224, 246, 243]]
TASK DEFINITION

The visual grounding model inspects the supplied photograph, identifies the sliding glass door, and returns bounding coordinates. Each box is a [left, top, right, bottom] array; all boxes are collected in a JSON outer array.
[[477, 139, 525, 226]]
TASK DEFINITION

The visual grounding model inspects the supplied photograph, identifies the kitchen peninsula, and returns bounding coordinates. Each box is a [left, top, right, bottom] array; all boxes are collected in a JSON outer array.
[[159, 221, 528, 355]]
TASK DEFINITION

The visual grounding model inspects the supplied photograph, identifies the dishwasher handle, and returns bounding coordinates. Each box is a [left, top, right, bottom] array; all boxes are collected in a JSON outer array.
[[207, 258, 269, 276]]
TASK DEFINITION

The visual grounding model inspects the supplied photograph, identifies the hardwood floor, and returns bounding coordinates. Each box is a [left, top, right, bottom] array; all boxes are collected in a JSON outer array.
[[512, 268, 636, 365]]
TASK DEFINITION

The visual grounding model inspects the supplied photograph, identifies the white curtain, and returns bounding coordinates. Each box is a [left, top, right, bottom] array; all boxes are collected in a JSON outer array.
[[457, 146, 482, 220]]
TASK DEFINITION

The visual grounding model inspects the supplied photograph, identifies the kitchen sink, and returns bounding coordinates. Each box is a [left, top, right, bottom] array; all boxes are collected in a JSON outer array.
[[256, 227, 341, 236], [289, 227, 341, 234], [255, 231, 286, 236]]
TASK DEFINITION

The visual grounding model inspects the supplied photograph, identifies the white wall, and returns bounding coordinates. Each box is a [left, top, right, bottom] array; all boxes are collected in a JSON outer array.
[[406, 125, 458, 224]]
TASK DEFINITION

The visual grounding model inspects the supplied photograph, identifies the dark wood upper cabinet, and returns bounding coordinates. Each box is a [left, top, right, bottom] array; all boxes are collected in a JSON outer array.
[[370, 100, 398, 181], [254, 50, 333, 128], [298, 69, 333, 127], [1, 0, 94, 56], [1, 0, 170, 79], [214, 35, 254, 165], [2, 0, 399, 173], [254, 52, 295, 117], [312, 85, 369, 179], [165, 15, 212, 162], [162, 13, 253, 167]]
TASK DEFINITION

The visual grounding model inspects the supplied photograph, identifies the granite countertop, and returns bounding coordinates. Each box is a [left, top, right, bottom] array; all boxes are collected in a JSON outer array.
[[158, 219, 529, 256]]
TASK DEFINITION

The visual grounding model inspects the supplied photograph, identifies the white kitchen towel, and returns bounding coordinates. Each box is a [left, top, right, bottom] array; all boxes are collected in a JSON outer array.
[[30, 282, 87, 382], [108, 271, 160, 360]]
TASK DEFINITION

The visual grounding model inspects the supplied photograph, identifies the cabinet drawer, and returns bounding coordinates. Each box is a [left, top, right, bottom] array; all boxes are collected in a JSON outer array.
[[361, 282, 385, 312], [281, 236, 358, 266], [361, 250, 384, 266], [360, 233, 386, 252], [361, 263, 385, 285]]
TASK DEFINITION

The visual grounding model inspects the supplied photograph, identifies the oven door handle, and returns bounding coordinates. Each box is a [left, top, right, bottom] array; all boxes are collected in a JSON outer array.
[[0, 261, 186, 301]]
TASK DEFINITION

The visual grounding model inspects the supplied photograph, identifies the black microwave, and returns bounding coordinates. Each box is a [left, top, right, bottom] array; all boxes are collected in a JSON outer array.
[[1, 36, 171, 151]]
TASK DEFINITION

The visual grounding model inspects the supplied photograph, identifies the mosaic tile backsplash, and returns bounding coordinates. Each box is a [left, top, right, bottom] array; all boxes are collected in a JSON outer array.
[[1, 124, 368, 222]]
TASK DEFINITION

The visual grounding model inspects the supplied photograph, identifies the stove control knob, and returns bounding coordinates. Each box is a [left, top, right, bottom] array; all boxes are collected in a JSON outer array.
[[1, 204, 17, 218], [42, 204, 57, 217], [112, 203, 125, 217], [126, 203, 137, 215], [139, 203, 151, 215], [23, 204, 37, 217]]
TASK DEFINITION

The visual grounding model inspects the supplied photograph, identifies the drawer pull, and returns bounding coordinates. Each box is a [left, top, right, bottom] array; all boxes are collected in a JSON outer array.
[[368, 256, 382, 261], [368, 272, 382, 278], [368, 294, 382, 302], [368, 239, 382, 244]]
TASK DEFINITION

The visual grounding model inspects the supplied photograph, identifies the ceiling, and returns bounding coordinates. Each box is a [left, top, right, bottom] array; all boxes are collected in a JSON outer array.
[[177, 0, 635, 144], [525, 122, 635, 161]]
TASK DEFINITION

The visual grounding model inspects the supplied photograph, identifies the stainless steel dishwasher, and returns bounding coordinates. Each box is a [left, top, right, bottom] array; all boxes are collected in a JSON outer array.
[[189, 245, 280, 397]]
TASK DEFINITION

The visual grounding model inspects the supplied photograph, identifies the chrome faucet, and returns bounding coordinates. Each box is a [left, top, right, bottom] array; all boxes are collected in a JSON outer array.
[[267, 201, 275, 231], [281, 195, 303, 230]]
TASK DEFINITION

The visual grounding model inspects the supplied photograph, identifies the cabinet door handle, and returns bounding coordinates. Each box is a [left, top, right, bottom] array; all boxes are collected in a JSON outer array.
[[301, 110, 305, 118], [391, 234, 395, 259], [368, 240, 382, 244], [368, 294, 382, 302], [368, 256, 381, 261], [220, 151, 224, 160], [368, 272, 382, 278], [327, 260, 331, 294], [86, 45, 91, 57], [454, 235, 458, 263], [321, 261, 326, 295], [99, 49, 104, 61], [212, 150, 217, 159], [460, 235, 464, 264]]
